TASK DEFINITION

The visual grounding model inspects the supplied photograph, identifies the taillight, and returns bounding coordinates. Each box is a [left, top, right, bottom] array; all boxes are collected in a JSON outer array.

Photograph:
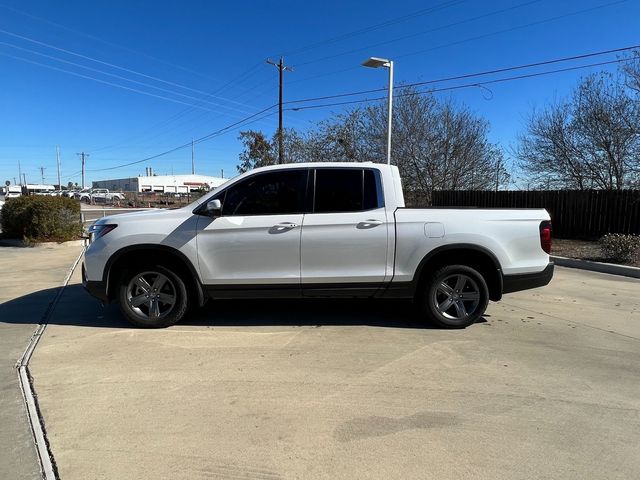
[[540, 221, 552, 254]]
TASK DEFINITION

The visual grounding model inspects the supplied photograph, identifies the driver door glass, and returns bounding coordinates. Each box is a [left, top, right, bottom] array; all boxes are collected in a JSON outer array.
[[221, 170, 307, 215], [197, 169, 308, 285]]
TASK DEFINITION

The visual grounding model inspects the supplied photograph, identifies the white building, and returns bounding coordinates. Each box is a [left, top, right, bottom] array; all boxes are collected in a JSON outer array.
[[92, 174, 227, 194]]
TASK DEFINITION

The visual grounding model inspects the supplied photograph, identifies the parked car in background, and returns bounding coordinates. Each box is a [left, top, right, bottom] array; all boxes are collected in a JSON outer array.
[[91, 189, 126, 203], [4, 186, 22, 198], [76, 188, 125, 203], [75, 188, 93, 202], [83, 162, 554, 329]]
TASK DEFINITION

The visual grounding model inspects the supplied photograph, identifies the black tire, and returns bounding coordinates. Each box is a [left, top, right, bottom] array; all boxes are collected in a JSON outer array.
[[117, 265, 189, 328], [419, 264, 489, 329]]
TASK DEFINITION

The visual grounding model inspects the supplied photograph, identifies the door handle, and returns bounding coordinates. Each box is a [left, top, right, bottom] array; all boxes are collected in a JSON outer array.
[[357, 219, 383, 229], [272, 222, 298, 231]]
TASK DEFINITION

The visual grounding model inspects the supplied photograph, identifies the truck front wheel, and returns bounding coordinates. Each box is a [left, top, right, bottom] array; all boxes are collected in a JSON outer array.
[[118, 265, 188, 328], [420, 265, 489, 328]]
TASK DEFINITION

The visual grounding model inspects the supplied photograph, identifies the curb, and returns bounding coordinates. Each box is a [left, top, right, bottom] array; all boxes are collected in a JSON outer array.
[[0, 239, 86, 248], [16, 246, 85, 480], [552, 256, 640, 279]]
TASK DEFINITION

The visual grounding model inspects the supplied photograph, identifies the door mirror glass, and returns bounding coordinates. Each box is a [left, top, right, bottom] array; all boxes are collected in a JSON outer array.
[[204, 199, 222, 216]]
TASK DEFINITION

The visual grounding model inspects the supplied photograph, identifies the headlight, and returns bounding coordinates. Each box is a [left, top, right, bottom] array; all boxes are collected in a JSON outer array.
[[87, 224, 117, 243]]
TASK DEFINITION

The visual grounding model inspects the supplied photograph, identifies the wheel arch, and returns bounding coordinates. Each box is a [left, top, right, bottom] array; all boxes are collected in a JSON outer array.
[[413, 244, 503, 301], [104, 244, 205, 306]]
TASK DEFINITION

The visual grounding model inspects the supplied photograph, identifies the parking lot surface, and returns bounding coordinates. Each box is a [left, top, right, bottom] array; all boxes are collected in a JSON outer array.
[[0, 242, 84, 480], [21, 265, 640, 479]]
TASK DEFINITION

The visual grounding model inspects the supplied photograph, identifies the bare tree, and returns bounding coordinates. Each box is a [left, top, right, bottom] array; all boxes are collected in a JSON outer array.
[[387, 91, 504, 204], [237, 87, 505, 203], [517, 71, 640, 190], [622, 50, 640, 94]]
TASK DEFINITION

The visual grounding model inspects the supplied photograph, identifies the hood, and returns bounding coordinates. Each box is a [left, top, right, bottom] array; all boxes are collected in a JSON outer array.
[[93, 207, 191, 225]]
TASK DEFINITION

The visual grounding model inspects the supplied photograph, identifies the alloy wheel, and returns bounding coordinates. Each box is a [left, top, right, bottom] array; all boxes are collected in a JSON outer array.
[[432, 273, 481, 321]]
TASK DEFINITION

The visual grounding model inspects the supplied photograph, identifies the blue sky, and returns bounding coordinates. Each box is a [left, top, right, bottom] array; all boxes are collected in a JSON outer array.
[[0, 0, 638, 187]]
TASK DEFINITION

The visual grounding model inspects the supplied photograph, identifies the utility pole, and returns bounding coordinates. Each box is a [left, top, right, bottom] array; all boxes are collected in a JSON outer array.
[[77, 152, 89, 189], [39, 167, 46, 185], [191, 138, 195, 174], [266, 57, 293, 164], [56, 146, 61, 189]]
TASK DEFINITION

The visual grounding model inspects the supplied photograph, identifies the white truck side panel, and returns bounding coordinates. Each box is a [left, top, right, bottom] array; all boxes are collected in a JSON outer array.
[[392, 208, 550, 281]]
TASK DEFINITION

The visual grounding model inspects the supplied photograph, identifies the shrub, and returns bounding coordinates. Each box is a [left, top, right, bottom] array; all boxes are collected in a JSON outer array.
[[599, 233, 640, 263], [1, 196, 81, 242]]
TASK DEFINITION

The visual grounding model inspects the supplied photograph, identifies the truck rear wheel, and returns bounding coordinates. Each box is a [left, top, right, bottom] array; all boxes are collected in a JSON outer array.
[[118, 265, 188, 328], [420, 264, 489, 328]]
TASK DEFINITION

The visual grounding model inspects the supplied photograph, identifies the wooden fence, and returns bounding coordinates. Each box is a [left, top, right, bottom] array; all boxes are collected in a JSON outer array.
[[431, 189, 640, 239]]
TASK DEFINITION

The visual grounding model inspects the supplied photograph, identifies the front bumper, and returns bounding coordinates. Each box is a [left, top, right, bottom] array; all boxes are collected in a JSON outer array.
[[82, 262, 109, 303], [502, 262, 554, 294]]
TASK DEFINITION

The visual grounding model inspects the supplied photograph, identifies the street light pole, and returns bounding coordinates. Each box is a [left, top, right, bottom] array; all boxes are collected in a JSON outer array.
[[362, 57, 394, 165], [385, 61, 393, 165]]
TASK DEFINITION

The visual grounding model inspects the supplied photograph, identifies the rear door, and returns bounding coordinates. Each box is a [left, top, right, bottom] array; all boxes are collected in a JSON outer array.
[[301, 168, 389, 294]]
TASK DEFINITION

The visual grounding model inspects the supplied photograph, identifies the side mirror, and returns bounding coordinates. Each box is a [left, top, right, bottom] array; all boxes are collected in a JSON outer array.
[[204, 199, 222, 216]]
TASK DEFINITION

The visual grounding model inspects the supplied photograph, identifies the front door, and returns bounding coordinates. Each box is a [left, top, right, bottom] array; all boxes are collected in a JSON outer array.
[[196, 169, 308, 290]]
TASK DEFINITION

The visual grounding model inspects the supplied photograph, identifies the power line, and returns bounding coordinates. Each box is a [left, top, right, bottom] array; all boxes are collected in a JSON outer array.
[[0, 41, 259, 116], [294, 0, 543, 67], [287, 57, 634, 112], [90, 96, 279, 157], [280, 0, 467, 58], [87, 105, 278, 173], [394, 0, 631, 61], [81, 52, 636, 174], [0, 2, 220, 82], [90, 62, 271, 154], [0, 51, 212, 109], [0, 28, 258, 110], [284, 44, 640, 106], [286, 0, 630, 87]]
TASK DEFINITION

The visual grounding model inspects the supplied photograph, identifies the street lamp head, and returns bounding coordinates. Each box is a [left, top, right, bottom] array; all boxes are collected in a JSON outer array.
[[362, 57, 391, 68], [361, 56, 394, 165]]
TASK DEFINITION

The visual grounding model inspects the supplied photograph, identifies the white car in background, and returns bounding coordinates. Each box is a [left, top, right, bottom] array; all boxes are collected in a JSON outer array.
[[76, 188, 125, 203]]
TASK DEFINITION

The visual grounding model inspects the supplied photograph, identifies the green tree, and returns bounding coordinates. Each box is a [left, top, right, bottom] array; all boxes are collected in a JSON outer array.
[[237, 131, 276, 173]]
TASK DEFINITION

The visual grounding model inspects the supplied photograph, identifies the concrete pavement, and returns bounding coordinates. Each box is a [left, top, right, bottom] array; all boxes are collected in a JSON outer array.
[[0, 242, 84, 480], [24, 266, 640, 480]]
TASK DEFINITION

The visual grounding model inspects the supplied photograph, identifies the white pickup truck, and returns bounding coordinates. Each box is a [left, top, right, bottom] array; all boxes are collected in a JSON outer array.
[[76, 188, 125, 203], [83, 163, 553, 328]]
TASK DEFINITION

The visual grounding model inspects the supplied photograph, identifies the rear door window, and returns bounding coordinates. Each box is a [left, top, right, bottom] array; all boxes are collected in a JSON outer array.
[[313, 168, 383, 213]]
